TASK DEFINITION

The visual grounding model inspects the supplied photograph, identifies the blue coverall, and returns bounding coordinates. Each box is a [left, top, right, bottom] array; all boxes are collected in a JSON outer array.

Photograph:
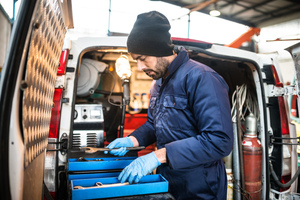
[[130, 47, 233, 199]]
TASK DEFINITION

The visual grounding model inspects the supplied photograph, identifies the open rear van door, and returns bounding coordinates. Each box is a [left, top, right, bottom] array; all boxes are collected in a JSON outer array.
[[286, 43, 300, 100], [286, 43, 300, 124], [284, 42, 300, 194], [0, 0, 73, 199]]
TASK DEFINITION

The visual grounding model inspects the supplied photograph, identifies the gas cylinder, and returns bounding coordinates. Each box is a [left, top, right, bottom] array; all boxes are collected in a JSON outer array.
[[242, 113, 262, 200]]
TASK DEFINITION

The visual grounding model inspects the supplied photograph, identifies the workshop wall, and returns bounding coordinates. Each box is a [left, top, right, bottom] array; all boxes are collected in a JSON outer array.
[[258, 19, 300, 84]]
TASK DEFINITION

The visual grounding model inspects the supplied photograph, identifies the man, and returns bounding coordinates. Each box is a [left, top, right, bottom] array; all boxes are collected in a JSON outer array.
[[105, 11, 233, 199]]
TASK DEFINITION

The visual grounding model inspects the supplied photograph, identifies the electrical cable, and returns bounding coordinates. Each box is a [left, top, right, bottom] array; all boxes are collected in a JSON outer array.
[[231, 84, 259, 122], [231, 84, 260, 199], [272, 136, 300, 140], [272, 142, 299, 145], [107, 70, 126, 107], [231, 81, 299, 193], [271, 136, 300, 145], [269, 161, 300, 188], [94, 89, 123, 96]]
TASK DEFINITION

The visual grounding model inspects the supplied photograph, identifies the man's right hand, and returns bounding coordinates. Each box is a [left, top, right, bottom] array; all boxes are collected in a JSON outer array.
[[104, 137, 134, 156]]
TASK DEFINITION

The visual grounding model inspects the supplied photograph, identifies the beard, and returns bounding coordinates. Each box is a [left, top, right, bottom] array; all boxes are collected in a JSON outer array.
[[144, 57, 170, 80]]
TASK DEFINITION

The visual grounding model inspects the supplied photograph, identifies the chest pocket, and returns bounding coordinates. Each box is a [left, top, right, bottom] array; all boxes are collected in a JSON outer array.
[[163, 95, 189, 130], [163, 96, 187, 109]]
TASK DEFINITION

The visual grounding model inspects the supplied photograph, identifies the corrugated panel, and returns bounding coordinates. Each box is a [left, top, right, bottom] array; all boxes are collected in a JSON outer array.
[[22, 0, 66, 168]]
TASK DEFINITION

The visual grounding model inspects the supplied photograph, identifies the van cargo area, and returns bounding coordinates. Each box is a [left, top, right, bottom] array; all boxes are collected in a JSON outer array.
[[43, 37, 297, 199], [2, 0, 300, 199]]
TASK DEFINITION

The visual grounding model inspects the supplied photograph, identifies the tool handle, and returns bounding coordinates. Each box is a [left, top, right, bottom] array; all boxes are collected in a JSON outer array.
[[102, 146, 145, 151], [82, 146, 146, 153], [123, 146, 145, 151]]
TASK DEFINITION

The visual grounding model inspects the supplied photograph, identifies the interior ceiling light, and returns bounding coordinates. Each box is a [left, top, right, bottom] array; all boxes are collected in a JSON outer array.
[[209, 9, 220, 17]]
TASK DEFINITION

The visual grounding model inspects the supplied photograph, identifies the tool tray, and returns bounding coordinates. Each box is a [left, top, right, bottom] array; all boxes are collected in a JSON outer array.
[[71, 174, 169, 200], [68, 157, 169, 199], [68, 157, 136, 171]]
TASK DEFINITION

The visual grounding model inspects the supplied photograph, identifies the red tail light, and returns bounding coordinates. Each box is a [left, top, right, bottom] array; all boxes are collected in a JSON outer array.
[[49, 88, 63, 138], [271, 65, 291, 192], [45, 50, 69, 197], [57, 49, 69, 76], [271, 65, 289, 135], [48, 49, 68, 138], [278, 96, 289, 135]]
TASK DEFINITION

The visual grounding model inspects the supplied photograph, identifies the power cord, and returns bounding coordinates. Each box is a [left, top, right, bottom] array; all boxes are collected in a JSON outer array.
[[107, 70, 126, 107], [231, 84, 259, 121], [269, 161, 300, 188], [271, 136, 300, 145]]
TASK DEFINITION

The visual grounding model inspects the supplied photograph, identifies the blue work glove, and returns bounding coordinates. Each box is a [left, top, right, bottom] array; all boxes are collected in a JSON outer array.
[[118, 152, 161, 184], [104, 137, 133, 156]]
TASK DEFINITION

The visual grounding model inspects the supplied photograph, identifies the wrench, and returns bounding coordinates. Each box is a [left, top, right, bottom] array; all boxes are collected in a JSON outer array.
[[81, 146, 145, 154], [73, 182, 129, 189]]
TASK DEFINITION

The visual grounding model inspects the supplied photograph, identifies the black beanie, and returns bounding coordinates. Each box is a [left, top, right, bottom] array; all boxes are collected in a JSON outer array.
[[127, 11, 174, 57]]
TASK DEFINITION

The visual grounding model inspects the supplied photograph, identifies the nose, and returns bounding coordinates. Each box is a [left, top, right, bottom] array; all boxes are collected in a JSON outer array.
[[137, 60, 146, 71]]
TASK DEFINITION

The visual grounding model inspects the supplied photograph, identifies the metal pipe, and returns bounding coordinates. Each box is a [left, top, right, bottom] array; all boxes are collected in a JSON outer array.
[[107, 0, 111, 35], [119, 98, 126, 138], [187, 13, 190, 38], [232, 85, 245, 200], [232, 121, 242, 200], [236, 106, 245, 195]]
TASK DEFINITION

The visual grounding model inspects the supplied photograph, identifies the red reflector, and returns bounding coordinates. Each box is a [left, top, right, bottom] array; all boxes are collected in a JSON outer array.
[[49, 88, 63, 138], [57, 49, 69, 76], [278, 96, 289, 135], [280, 174, 291, 191], [271, 65, 283, 87]]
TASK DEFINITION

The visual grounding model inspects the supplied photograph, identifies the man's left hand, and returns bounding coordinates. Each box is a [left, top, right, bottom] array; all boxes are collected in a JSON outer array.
[[118, 152, 161, 184]]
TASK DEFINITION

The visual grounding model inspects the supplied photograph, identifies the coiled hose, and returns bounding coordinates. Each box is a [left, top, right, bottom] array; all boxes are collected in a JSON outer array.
[[269, 161, 300, 188]]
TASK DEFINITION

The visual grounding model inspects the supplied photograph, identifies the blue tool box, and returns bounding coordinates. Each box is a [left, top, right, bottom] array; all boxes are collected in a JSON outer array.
[[68, 157, 136, 171], [68, 172, 120, 181], [71, 174, 169, 200], [68, 157, 169, 199]]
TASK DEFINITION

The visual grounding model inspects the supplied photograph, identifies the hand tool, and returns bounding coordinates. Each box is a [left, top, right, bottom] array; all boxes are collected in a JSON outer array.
[[81, 146, 145, 154], [77, 157, 104, 161], [73, 182, 129, 189]]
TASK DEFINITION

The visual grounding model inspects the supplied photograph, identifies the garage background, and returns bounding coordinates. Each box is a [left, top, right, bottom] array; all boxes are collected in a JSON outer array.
[[1, 0, 300, 83]]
